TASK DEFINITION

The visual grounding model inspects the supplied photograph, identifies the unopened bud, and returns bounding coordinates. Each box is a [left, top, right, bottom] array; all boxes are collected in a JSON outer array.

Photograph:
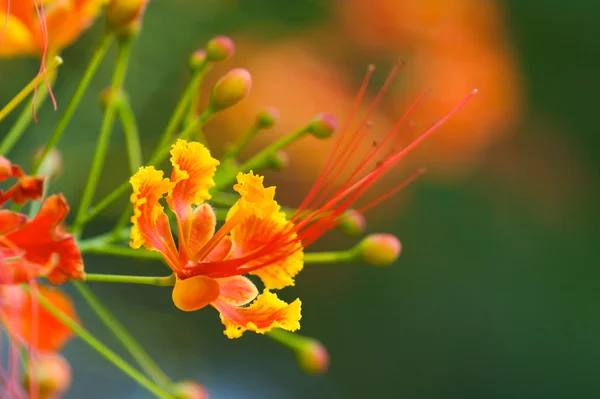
[[205, 36, 235, 63], [23, 354, 72, 398], [337, 209, 366, 237], [33, 147, 63, 181], [256, 106, 279, 129], [296, 338, 329, 375], [99, 87, 125, 110], [309, 113, 337, 139], [172, 276, 220, 312], [106, 0, 148, 36], [357, 233, 401, 267], [173, 380, 210, 399], [267, 151, 289, 170], [189, 49, 207, 71], [208, 68, 252, 112]]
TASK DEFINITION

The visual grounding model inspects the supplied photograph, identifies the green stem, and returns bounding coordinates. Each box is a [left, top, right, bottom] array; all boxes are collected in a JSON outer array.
[[31, 287, 174, 399], [84, 273, 175, 286], [0, 73, 54, 155], [83, 244, 163, 260], [214, 125, 310, 190], [266, 328, 306, 350], [0, 56, 63, 125], [303, 248, 359, 264], [72, 38, 133, 236], [116, 94, 142, 174], [152, 63, 207, 163], [71, 281, 174, 390], [33, 35, 113, 175], [224, 123, 260, 161]]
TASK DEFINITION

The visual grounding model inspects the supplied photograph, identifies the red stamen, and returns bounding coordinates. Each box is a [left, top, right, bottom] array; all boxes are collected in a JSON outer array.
[[357, 168, 426, 214], [32, 0, 58, 123]]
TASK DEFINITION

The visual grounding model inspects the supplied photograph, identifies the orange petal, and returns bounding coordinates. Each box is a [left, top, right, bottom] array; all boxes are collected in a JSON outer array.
[[0, 285, 79, 352], [186, 203, 216, 262], [0, 11, 37, 56], [213, 290, 301, 339], [0, 156, 44, 206], [230, 206, 304, 290], [217, 276, 258, 306], [0, 209, 27, 234], [4, 195, 84, 284], [129, 166, 178, 260], [172, 275, 220, 312]]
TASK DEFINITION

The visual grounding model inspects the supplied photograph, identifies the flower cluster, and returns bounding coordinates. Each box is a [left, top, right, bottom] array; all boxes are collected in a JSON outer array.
[[0, 0, 477, 397]]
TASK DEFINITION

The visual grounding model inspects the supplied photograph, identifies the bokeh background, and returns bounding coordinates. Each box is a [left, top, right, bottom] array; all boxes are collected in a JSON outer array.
[[2, 0, 600, 398]]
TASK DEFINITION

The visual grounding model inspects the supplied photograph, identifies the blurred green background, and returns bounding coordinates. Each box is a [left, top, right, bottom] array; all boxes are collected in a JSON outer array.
[[2, 0, 600, 398]]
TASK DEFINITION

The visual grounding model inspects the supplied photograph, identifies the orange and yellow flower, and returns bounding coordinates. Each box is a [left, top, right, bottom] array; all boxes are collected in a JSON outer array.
[[0, 0, 106, 57], [130, 139, 302, 338]]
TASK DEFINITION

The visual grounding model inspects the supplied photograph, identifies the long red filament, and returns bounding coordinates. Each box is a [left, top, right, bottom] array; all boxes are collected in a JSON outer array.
[[357, 168, 426, 214], [32, 0, 58, 122]]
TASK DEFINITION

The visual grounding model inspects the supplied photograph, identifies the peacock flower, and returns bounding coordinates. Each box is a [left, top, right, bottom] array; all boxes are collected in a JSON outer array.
[[1, 156, 85, 285], [130, 139, 302, 339], [0, 0, 106, 57]]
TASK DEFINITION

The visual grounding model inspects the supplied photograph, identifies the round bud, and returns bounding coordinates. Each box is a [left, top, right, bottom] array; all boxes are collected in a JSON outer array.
[[33, 147, 63, 181], [106, 0, 148, 34], [189, 49, 207, 71], [267, 151, 289, 170], [296, 339, 329, 375], [309, 113, 338, 139], [255, 106, 279, 129], [337, 209, 366, 237], [173, 380, 210, 399], [208, 68, 252, 112], [357, 233, 402, 267], [205, 36, 235, 63], [172, 276, 220, 312], [23, 354, 72, 398]]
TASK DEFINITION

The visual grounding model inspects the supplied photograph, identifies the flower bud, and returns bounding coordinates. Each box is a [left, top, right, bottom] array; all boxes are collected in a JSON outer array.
[[208, 68, 252, 112], [337, 209, 366, 237], [172, 276, 220, 312], [106, 0, 148, 35], [173, 380, 210, 399], [189, 49, 207, 71], [296, 338, 329, 375], [205, 36, 235, 63], [32, 147, 63, 181], [308, 113, 337, 139], [99, 87, 125, 110], [267, 151, 289, 170], [23, 354, 72, 398], [357, 233, 402, 267], [256, 106, 279, 129]]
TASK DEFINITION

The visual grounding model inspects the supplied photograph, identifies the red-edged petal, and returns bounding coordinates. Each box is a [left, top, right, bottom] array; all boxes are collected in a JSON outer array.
[[0, 285, 79, 352], [0, 156, 44, 206], [213, 290, 301, 339], [4, 195, 84, 284]]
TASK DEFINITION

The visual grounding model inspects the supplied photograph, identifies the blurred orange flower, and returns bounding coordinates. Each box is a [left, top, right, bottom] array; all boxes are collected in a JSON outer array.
[[0, 0, 106, 57]]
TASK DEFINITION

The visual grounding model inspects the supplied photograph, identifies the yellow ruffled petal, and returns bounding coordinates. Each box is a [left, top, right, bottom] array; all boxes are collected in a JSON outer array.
[[167, 140, 219, 219], [129, 166, 175, 252], [213, 290, 301, 339], [231, 171, 279, 218]]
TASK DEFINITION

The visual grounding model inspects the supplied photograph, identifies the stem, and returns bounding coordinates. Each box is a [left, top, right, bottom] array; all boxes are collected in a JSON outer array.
[[72, 38, 132, 236], [116, 95, 142, 174], [32, 35, 113, 175], [214, 125, 310, 190], [71, 281, 174, 390], [84, 273, 175, 286], [83, 244, 163, 260], [31, 287, 174, 399], [0, 72, 55, 155], [0, 56, 63, 125], [152, 64, 207, 163], [303, 248, 359, 264], [266, 328, 306, 350]]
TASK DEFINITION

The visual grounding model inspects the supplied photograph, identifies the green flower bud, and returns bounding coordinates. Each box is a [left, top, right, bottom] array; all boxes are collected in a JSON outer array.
[[337, 209, 366, 237], [256, 106, 279, 129], [309, 113, 338, 139], [173, 380, 210, 399], [206, 36, 235, 63], [357, 233, 402, 267]]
